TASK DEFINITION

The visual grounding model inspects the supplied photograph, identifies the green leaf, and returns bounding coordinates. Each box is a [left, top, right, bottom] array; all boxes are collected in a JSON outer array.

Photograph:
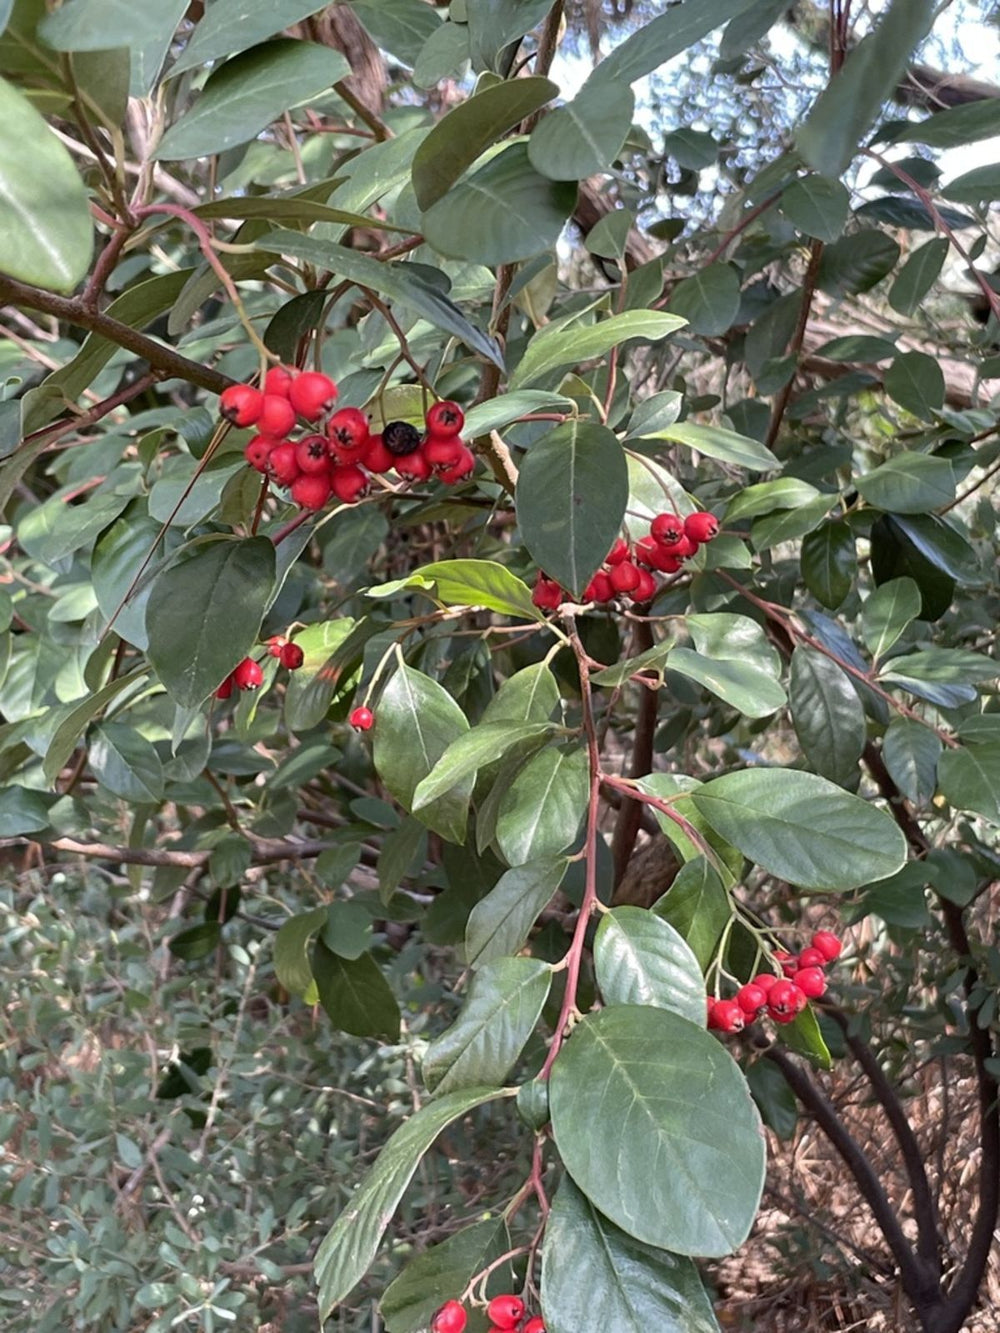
[[155, 40, 349, 159], [889, 237, 948, 315], [462, 389, 575, 437], [528, 80, 635, 181], [421, 141, 577, 266], [541, 1177, 721, 1333], [724, 478, 819, 522], [495, 745, 589, 867], [42, 668, 148, 787], [645, 422, 778, 472], [779, 174, 849, 242], [90, 722, 164, 802], [465, 0, 553, 71], [886, 514, 979, 585], [273, 907, 327, 996], [377, 816, 426, 905], [256, 230, 503, 367], [17, 487, 131, 567], [413, 19, 470, 90], [594, 0, 756, 87], [516, 420, 628, 596], [687, 768, 907, 891], [414, 722, 555, 810], [413, 76, 557, 209], [797, 0, 935, 177], [0, 785, 51, 837], [667, 262, 741, 336], [373, 663, 471, 843], [480, 662, 560, 728], [145, 538, 276, 708], [751, 495, 836, 550], [882, 717, 941, 806], [314, 1086, 502, 1322], [870, 516, 955, 622], [781, 1005, 832, 1070], [653, 857, 731, 971], [0, 76, 92, 292], [817, 231, 900, 298], [465, 857, 567, 969], [312, 941, 400, 1039], [720, 0, 786, 58], [376, 558, 540, 621], [351, 0, 440, 66], [745, 1060, 798, 1140], [283, 617, 357, 731], [423, 956, 551, 1095], [169, 922, 220, 961], [639, 774, 742, 882], [813, 334, 898, 362], [882, 353, 946, 421], [171, 0, 331, 73], [682, 612, 781, 681], [788, 649, 866, 788], [942, 162, 1000, 203], [895, 97, 1000, 149], [667, 648, 786, 719], [550, 1006, 765, 1256], [381, 1219, 512, 1333], [594, 907, 705, 1025], [510, 310, 684, 390], [800, 520, 854, 609]]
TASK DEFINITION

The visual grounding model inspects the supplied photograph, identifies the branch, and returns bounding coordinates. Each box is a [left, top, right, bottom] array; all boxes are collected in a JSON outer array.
[[41, 834, 336, 868], [610, 618, 657, 886], [764, 238, 824, 449]]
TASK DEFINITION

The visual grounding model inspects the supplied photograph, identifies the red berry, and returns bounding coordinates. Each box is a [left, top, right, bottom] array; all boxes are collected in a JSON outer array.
[[736, 983, 767, 1017], [289, 370, 337, 421], [425, 399, 465, 437], [584, 570, 615, 602], [797, 946, 827, 970], [326, 407, 370, 458], [423, 434, 465, 470], [605, 538, 630, 566], [752, 972, 780, 994], [295, 434, 330, 475], [811, 930, 842, 962], [362, 433, 394, 473], [219, 383, 263, 427], [774, 950, 798, 977], [710, 999, 745, 1034], [634, 535, 681, 573], [290, 472, 332, 511], [767, 980, 808, 1022], [523, 1319, 546, 1333], [430, 1300, 466, 1333], [395, 448, 432, 482], [532, 574, 563, 611], [650, 512, 684, 545], [244, 435, 275, 473], [266, 635, 287, 658], [233, 657, 263, 691], [794, 966, 827, 999], [349, 706, 374, 732], [279, 641, 305, 670], [264, 365, 295, 398], [655, 533, 697, 559], [631, 567, 658, 603], [685, 511, 720, 542], [437, 445, 476, 484], [257, 393, 297, 438], [267, 441, 300, 487], [215, 674, 234, 700], [486, 1296, 524, 1329], [609, 561, 640, 593], [331, 465, 370, 504]]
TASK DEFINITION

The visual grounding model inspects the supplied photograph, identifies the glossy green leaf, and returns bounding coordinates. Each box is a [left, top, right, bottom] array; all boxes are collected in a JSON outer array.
[[413, 76, 557, 208], [646, 422, 778, 472], [273, 907, 327, 996], [654, 858, 731, 971], [779, 174, 849, 242], [882, 717, 941, 806], [886, 514, 979, 584], [465, 0, 553, 72], [377, 559, 540, 621], [882, 353, 946, 421], [719, 0, 786, 58], [639, 773, 742, 882], [550, 1005, 765, 1256], [594, 907, 705, 1025], [312, 941, 400, 1039], [496, 745, 589, 867], [817, 231, 900, 298], [667, 262, 741, 335], [169, 922, 220, 961], [516, 420, 628, 596], [465, 857, 567, 968], [421, 142, 577, 265], [156, 41, 349, 159], [942, 162, 1000, 203], [813, 334, 898, 362], [789, 648, 866, 788], [889, 237, 948, 315], [381, 1219, 512, 1333], [42, 668, 148, 787], [594, 0, 756, 87], [89, 722, 164, 803], [480, 662, 560, 728], [413, 19, 470, 89], [800, 520, 854, 609], [0, 76, 92, 292], [283, 617, 357, 731], [373, 663, 471, 842], [870, 516, 955, 622], [781, 1005, 832, 1070], [528, 80, 634, 180], [751, 495, 836, 550], [746, 1060, 798, 1141], [463, 389, 576, 437], [414, 722, 555, 810], [511, 310, 684, 390], [145, 538, 276, 708], [171, 0, 330, 73], [351, 0, 440, 66], [724, 478, 819, 522], [687, 768, 907, 891], [424, 956, 550, 1095], [667, 647, 786, 719], [17, 487, 131, 567], [314, 1086, 502, 1321], [0, 785, 51, 837], [896, 97, 1000, 149]]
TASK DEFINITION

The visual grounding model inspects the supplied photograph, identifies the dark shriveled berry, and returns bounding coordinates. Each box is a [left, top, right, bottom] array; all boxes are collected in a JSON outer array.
[[382, 420, 422, 456]]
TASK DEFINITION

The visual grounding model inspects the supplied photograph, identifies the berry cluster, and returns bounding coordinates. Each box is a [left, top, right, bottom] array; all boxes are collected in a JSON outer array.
[[707, 930, 843, 1035], [531, 510, 720, 611], [431, 1296, 544, 1333], [219, 368, 474, 513], [214, 635, 304, 700]]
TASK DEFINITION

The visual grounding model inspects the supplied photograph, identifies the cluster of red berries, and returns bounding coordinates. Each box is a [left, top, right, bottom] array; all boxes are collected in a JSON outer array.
[[707, 930, 843, 1035], [219, 368, 474, 513], [431, 1296, 543, 1333], [531, 510, 720, 611], [214, 635, 304, 700]]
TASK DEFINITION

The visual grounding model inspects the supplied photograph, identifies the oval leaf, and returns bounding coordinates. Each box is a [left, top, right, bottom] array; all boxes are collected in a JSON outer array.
[[528, 81, 634, 181], [594, 907, 705, 1025], [511, 310, 685, 391], [495, 745, 589, 867], [466, 857, 567, 969]]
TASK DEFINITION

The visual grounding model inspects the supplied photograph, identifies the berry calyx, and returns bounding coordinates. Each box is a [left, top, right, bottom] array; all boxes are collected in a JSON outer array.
[[425, 400, 465, 437], [362, 433, 394, 473], [279, 641, 304, 670], [655, 533, 697, 559], [395, 448, 432, 482], [233, 657, 263, 691], [257, 393, 297, 438], [736, 982, 767, 1017], [430, 1300, 466, 1333], [264, 365, 295, 398], [267, 441, 300, 487], [326, 407, 370, 458], [215, 675, 234, 700], [295, 434, 330, 475], [289, 370, 337, 421], [794, 966, 827, 999], [486, 1295, 525, 1329], [609, 561, 641, 593], [797, 946, 827, 970], [383, 420, 422, 456], [532, 573, 563, 611], [684, 511, 720, 542], [349, 706, 374, 732], [811, 930, 842, 962], [767, 979, 808, 1022], [437, 445, 476, 484], [290, 472, 332, 511], [331, 465, 370, 504], [244, 436, 275, 473], [708, 999, 745, 1033], [423, 434, 465, 470], [523, 1319, 546, 1333], [584, 570, 615, 602], [219, 383, 263, 427], [650, 512, 684, 545], [605, 538, 630, 566]]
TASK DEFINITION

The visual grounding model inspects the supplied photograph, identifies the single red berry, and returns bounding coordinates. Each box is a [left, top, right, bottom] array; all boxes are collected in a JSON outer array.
[[532, 574, 563, 611], [289, 370, 337, 421], [794, 966, 827, 999], [295, 434, 331, 475], [267, 441, 300, 487], [290, 472, 332, 511], [486, 1295, 525, 1329], [430, 1300, 466, 1333], [233, 657, 263, 691], [331, 465, 370, 504], [522, 1318, 546, 1333], [650, 512, 684, 545], [437, 445, 476, 484], [383, 420, 422, 456], [736, 982, 767, 1017], [362, 432, 394, 473], [215, 674, 234, 700], [244, 435, 275, 473], [219, 383, 263, 427], [710, 999, 745, 1034], [767, 979, 808, 1022], [257, 393, 297, 438], [609, 561, 641, 594], [685, 511, 720, 543], [395, 448, 432, 482], [349, 706, 374, 732], [267, 635, 287, 658], [425, 399, 465, 437], [634, 535, 681, 573], [797, 946, 827, 970], [632, 567, 658, 603], [279, 641, 305, 670], [584, 570, 615, 602], [605, 538, 630, 566], [423, 433, 465, 470], [326, 406, 370, 458], [811, 930, 842, 962], [752, 972, 780, 994], [264, 365, 295, 398], [655, 533, 697, 559], [774, 950, 798, 977]]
